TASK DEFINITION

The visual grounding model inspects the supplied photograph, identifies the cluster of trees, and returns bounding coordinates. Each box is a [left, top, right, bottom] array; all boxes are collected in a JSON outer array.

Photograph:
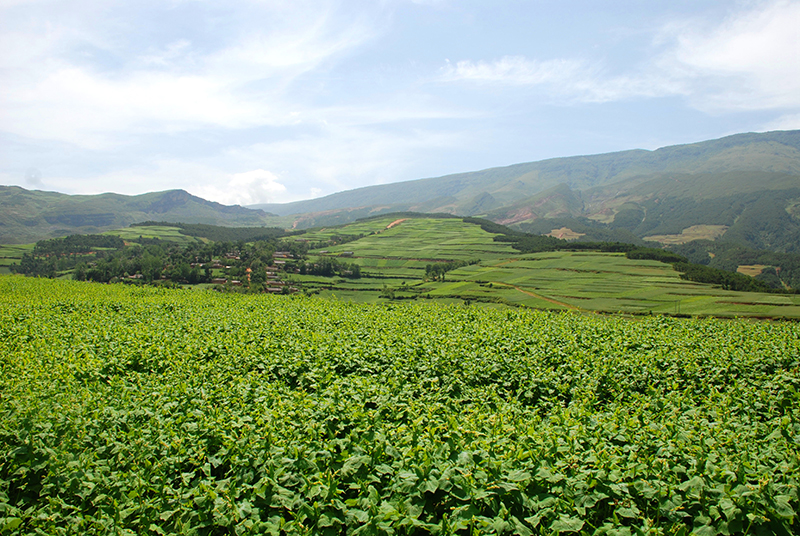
[[625, 247, 687, 264], [75, 239, 284, 286], [33, 234, 125, 256], [12, 234, 126, 277], [493, 232, 637, 255], [298, 258, 361, 278], [74, 245, 180, 284], [671, 262, 773, 292], [14, 234, 302, 292], [669, 240, 800, 290], [425, 259, 479, 281], [13, 255, 60, 278]]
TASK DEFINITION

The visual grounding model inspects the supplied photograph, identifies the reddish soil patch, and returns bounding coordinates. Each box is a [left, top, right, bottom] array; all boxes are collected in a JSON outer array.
[[386, 218, 408, 229]]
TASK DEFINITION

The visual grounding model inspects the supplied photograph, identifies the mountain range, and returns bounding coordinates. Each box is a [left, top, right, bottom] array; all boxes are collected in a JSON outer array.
[[0, 188, 282, 244], [2, 130, 799, 251]]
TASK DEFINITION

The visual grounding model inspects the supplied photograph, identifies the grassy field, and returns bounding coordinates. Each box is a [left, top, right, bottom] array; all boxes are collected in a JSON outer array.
[[644, 224, 730, 245], [304, 218, 517, 281], [442, 252, 800, 317], [0, 244, 34, 274], [104, 225, 206, 245]]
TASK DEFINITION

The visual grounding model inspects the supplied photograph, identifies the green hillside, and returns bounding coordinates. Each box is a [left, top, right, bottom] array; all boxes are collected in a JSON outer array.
[[3, 130, 799, 252], [244, 130, 800, 254], [0, 187, 289, 244], [251, 130, 800, 220]]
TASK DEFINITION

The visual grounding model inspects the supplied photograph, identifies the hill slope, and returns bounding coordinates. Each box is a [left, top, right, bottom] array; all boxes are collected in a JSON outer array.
[[3, 130, 799, 249], [251, 130, 800, 252], [0, 187, 284, 244], [252, 130, 800, 217]]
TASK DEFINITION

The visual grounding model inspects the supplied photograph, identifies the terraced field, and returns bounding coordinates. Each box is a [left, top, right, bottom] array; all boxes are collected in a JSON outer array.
[[0, 244, 33, 274], [4, 216, 799, 317], [298, 218, 800, 318], [105, 225, 206, 245]]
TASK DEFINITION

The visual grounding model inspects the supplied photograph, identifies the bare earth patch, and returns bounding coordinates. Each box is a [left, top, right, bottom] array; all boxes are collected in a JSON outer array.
[[644, 225, 729, 245], [386, 218, 408, 229], [546, 227, 586, 240], [737, 264, 769, 277]]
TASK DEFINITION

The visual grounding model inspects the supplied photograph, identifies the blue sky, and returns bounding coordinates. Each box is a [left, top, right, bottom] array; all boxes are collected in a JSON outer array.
[[1, 0, 798, 206]]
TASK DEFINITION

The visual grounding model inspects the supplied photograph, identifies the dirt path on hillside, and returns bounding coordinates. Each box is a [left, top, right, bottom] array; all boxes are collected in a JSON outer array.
[[492, 282, 581, 310], [386, 218, 407, 229]]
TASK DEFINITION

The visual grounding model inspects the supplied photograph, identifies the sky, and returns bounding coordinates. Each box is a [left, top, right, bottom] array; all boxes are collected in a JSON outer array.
[[1, 0, 799, 206]]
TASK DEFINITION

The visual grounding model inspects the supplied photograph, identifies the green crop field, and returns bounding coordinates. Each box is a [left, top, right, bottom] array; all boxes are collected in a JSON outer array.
[[0, 244, 34, 274], [1, 276, 798, 535], [297, 219, 800, 318], [316, 218, 515, 262], [441, 252, 800, 317], [105, 225, 206, 245]]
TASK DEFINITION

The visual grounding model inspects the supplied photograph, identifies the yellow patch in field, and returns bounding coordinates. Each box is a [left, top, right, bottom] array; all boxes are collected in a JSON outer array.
[[644, 225, 728, 245], [737, 264, 769, 277], [586, 210, 615, 224], [546, 227, 586, 240]]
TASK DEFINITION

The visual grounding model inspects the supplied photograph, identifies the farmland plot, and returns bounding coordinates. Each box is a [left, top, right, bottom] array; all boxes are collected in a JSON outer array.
[[0, 276, 798, 535]]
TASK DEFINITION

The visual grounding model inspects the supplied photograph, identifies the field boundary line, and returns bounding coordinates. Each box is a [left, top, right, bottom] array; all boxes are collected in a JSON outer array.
[[492, 281, 582, 310]]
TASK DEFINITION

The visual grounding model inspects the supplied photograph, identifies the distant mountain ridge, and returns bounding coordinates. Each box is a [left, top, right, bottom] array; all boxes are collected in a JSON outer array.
[[0, 187, 282, 244], [249, 130, 800, 252], [2, 130, 800, 251], [251, 130, 800, 217]]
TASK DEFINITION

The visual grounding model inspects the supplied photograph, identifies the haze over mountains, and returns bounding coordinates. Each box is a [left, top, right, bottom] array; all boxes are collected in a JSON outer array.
[[3, 130, 800, 251]]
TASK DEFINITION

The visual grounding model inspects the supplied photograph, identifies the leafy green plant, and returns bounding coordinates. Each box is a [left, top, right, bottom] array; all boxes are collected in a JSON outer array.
[[1, 276, 797, 534]]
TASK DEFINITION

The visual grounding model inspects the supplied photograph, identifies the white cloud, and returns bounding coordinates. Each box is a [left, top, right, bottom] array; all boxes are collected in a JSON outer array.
[[440, 56, 682, 103], [440, 1, 800, 111], [664, 0, 800, 111], [194, 169, 287, 206], [0, 0, 381, 148], [441, 56, 583, 86], [763, 113, 800, 131], [222, 122, 468, 195]]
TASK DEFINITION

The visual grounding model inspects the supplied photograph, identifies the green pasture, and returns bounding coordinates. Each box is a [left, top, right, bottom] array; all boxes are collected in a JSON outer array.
[[438, 251, 800, 317], [299, 219, 800, 317], [105, 225, 204, 245], [315, 218, 516, 261], [0, 243, 33, 273]]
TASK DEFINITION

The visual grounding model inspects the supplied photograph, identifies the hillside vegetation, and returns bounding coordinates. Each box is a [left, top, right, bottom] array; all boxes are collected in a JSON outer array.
[[3, 131, 800, 254], [0, 187, 288, 244], [1, 276, 798, 535], [252, 131, 800, 217]]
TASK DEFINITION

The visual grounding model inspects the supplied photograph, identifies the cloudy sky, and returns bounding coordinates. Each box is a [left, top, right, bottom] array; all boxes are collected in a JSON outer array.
[[1, 0, 799, 206]]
